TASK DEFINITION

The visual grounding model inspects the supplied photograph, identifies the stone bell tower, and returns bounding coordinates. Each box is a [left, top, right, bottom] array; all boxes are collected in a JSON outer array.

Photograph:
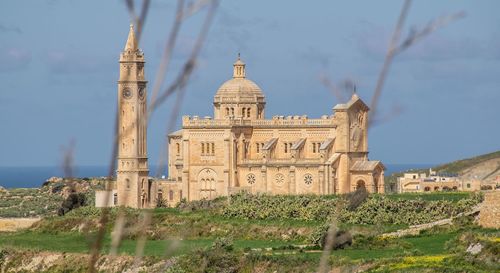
[[116, 24, 150, 208]]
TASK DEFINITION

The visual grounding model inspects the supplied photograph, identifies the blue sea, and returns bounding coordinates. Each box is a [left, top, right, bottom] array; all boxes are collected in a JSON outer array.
[[0, 164, 433, 189]]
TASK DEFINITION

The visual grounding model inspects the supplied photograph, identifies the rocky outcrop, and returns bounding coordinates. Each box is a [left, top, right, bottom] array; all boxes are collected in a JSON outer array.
[[0, 249, 173, 273]]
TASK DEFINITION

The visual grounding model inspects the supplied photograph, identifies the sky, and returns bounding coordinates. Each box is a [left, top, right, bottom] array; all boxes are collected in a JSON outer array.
[[0, 0, 499, 169]]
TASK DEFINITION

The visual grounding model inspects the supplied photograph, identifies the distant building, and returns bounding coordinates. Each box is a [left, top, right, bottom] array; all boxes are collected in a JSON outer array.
[[397, 169, 481, 193], [106, 25, 385, 208]]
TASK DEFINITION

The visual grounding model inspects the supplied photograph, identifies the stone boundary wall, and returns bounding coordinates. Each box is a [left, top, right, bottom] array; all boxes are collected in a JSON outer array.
[[478, 190, 500, 228], [0, 218, 40, 232]]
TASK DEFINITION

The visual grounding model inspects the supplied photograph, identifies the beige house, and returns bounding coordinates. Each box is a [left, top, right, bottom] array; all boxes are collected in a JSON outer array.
[[108, 25, 385, 208], [397, 170, 481, 193]]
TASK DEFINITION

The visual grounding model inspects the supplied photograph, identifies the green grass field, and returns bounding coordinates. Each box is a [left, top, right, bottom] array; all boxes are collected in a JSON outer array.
[[0, 229, 458, 259]]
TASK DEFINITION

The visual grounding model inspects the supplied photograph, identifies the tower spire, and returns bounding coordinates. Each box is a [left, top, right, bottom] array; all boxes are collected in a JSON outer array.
[[124, 23, 138, 51], [233, 53, 245, 78]]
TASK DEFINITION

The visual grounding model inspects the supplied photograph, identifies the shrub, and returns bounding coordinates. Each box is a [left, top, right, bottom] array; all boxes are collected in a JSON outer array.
[[309, 223, 352, 249], [58, 193, 86, 216], [217, 192, 482, 225], [346, 187, 369, 210], [175, 237, 241, 273]]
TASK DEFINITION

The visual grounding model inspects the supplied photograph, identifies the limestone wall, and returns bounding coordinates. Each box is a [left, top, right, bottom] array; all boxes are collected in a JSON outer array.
[[478, 191, 500, 229], [0, 218, 40, 232]]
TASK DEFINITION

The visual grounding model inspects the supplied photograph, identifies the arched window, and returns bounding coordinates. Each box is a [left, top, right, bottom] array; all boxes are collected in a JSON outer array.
[[242, 108, 246, 117], [247, 108, 251, 117], [226, 108, 229, 116], [169, 190, 174, 201], [157, 190, 163, 201], [284, 143, 288, 153], [201, 143, 205, 154], [231, 108, 234, 115], [434, 186, 440, 191], [176, 143, 180, 155], [113, 193, 118, 205], [125, 178, 130, 189], [424, 187, 430, 192], [211, 143, 215, 154], [356, 180, 366, 190]]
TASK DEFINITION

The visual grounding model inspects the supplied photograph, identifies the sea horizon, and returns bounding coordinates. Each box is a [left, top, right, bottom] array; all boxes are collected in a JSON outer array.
[[0, 164, 434, 189]]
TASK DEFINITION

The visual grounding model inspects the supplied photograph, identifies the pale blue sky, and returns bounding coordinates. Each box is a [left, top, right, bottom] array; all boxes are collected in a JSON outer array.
[[1, 0, 499, 168]]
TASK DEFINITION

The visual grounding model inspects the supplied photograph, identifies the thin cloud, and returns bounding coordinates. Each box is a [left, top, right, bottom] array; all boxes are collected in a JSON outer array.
[[42, 48, 111, 74], [0, 46, 31, 72]]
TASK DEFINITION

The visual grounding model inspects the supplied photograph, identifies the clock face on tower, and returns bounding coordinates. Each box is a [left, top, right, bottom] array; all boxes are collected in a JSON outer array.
[[122, 88, 132, 99], [138, 87, 145, 100]]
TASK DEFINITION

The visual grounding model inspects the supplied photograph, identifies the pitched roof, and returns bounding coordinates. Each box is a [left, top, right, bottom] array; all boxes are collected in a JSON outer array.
[[333, 93, 369, 111], [168, 129, 183, 137], [320, 137, 335, 150], [263, 138, 278, 150], [326, 153, 341, 165], [291, 138, 306, 150], [350, 160, 385, 171]]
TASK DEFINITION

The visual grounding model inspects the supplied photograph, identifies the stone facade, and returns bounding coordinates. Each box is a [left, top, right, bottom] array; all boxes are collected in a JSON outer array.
[[155, 56, 384, 206], [116, 25, 151, 208], [113, 26, 384, 208]]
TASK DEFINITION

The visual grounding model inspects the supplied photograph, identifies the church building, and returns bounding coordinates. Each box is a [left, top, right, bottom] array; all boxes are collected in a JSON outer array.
[[112, 25, 385, 208]]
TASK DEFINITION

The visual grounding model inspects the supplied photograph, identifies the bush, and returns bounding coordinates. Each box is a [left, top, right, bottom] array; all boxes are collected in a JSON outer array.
[[217, 192, 482, 225], [177, 197, 225, 212], [175, 237, 241, 273], [58, 193, 86, 216], [309, 223, 352, 249], [346, 187, 369, 210], [156, 197, 169, 208]]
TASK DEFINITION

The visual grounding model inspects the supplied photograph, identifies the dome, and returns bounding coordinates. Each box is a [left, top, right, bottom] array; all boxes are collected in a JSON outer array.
[[214, 54, 265, 98], [215, 78, 264, 97]]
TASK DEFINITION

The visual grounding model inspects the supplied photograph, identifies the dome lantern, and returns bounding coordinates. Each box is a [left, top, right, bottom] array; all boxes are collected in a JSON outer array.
[[233, 53, 246, 78]]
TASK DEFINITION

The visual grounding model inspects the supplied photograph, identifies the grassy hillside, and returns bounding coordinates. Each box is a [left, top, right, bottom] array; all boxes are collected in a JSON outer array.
[[385, 150, 500, 188], [433, 150, 500, 175]]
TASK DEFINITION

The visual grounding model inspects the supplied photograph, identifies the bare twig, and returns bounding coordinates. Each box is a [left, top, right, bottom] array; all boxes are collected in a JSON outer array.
[[124, 0, 151, 44], [150, 0, 219, 113], [318, 221, 338, 273], [132, 210, 152, 268], [319, 73, 357, 103], [395, 11, 466, 55], [149, 0, 185, 107], [368, 0, 412, 127], [61, 139, 76, 180], [369, 0, 464, 127]]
